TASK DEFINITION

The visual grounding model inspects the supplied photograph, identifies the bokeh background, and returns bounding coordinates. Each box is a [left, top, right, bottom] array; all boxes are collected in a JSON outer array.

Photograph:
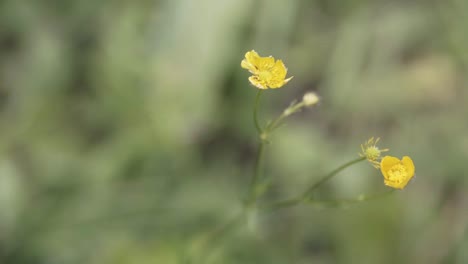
[[1, 0, 467, 263]]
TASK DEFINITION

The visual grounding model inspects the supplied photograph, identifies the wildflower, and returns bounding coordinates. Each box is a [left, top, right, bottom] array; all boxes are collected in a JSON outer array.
[[359, 137, 389, 168], [241, 50, 293, 89], [302, 92, 320, 106], [380, 156, 415, 189]]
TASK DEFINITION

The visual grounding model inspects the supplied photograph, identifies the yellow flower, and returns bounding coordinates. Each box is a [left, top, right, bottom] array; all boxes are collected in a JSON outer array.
[[380, 156, 415, 189], [241, 50, 293, 89], [359, 137, 389, 168]]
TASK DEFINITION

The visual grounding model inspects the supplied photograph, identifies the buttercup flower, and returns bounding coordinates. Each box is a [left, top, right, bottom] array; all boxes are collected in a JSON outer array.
[[359, 137, 389, 168], [380, 156, 415, 189], [241, 50, 293, 89]]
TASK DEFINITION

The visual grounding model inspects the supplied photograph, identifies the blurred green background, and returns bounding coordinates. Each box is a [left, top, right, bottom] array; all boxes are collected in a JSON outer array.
[[1, 0, 467, 263]]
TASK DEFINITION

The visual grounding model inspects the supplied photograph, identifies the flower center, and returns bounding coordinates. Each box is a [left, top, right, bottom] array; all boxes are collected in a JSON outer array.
[[258, 70, 272, 81], [365, 146, 381, 160], [387, 164, 408, 183]]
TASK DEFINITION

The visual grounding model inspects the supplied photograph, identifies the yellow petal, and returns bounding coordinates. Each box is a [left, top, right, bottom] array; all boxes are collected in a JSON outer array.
[[269, 79, 289, 89], [283, 76, 294, 84], [385, 180, 405, 190], [271, 60, 287, 77], [380, 156, 400, 179], [402, 156, 415, 178], [241, 59, 254, 72], [241, 50, 293, 89], [256, 56, 276, 71], [248, 76, 267, 89], [241, 50, 260, 73], [268, 60, 292, 89], [245, 50, 260, 62]]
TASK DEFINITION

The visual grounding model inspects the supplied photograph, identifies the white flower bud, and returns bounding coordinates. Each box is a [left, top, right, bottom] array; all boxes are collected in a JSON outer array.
[[302, 92, 320, 106]]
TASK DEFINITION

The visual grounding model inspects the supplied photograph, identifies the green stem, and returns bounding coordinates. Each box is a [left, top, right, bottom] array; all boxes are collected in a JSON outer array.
[[267, 113, 287, 132], [253, 90, 263, 134], [263, 189, 395, 211], [267, 101, 305, 132], [246, 90, 266, 206], [191, 211, 246, 263], [260, 157, 366, 210], [304, 189, 396, 207], [263, 198, 302, 210], [301, 157, 366, 200], [247, 141, 266, 205]]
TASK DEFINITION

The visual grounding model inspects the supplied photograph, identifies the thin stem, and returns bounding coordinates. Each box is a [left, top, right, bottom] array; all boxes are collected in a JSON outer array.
[[301, 157, 366, 200], [247, 141, 266, 205], [253, 90, 263, 134], [263, 189, 396, 211], [267, 113, 287, 132], [191, 211, 246, 263], [263, 198, 302, 211], [245, 90, 266, 206], [304, 189, 396, 207], [267, 101, 305, 132], [259, 157, 366, 211]]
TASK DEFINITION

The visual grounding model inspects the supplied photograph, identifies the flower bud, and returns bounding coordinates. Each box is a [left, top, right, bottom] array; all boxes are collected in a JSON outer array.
[[302, 92, 320, 106]]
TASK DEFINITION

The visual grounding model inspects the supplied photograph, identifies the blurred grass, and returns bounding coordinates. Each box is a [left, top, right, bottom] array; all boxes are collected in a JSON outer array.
[[0, 0, 467, 263]]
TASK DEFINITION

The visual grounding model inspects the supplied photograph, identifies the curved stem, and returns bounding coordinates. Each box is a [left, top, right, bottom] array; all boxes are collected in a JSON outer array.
[[259, 157, 367, 211], [253, 90, 263, 134], [304, 189, 396, 207], [301, 157, 365, 199], [263, 189, 396, 211]]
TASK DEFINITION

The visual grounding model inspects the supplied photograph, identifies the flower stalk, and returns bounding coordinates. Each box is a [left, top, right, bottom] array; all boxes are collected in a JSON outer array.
[[263, 189, 396, 211], [246, 140, 266, 206], [253, 90, 263, 134], [246, 89, 267, 206], [301, 156, 366, 200]]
